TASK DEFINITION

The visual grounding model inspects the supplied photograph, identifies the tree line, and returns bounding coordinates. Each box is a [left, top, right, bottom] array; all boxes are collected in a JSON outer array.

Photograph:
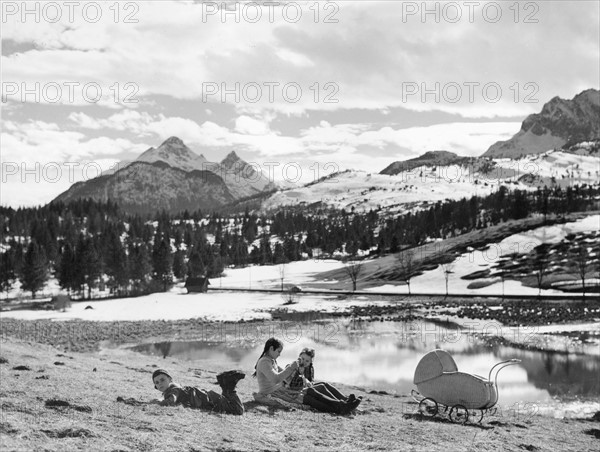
[[0, 184, 598, 299]]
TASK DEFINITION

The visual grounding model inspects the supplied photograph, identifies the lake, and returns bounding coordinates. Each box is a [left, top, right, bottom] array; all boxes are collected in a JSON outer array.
[[129, 318, 600, 419]]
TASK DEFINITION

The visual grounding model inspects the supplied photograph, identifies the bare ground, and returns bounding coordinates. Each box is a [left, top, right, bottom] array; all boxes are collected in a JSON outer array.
[[1, 337, 599, 452]]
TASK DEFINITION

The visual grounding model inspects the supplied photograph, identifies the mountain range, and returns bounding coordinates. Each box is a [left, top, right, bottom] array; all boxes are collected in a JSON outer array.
[[54, 137, 276, 214], [136, 137, 274, 199], [53, 89, 599, 215]]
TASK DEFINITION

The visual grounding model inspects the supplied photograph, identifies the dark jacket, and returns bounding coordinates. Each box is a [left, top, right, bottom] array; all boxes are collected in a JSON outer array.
[[162, 383, 212, 409]]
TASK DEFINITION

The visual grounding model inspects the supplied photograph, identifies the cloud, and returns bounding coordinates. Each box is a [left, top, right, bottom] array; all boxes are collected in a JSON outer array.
[[356, 122, 521, 158], [3, 2, 597, 115], [275, 48, 315, 67], [3, 120, 141, 162], [234, 115, 271, 135], [299, 121, 520, 160], [66, 108, 521, 161], [69, 110, 154, 132], [1, 120, 145, 207], [70, 110, 232, 147]]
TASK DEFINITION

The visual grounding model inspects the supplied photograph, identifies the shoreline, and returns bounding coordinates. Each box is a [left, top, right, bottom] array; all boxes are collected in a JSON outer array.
[[1, 297, 599, 355]]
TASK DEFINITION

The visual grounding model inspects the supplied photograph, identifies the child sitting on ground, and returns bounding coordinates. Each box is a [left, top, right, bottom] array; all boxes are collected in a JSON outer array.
[[284, 347, 315, 391], [151, 368, 245, 415], [285, 348, 362, 403]]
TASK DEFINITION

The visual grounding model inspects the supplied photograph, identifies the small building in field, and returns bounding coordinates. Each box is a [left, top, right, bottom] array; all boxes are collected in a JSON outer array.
[[52, 294, 72, 312], [185, 277, 210, 293]]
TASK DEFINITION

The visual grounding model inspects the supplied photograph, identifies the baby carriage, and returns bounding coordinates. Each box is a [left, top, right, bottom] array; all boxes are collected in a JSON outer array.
[[411, 349, 521, 424]]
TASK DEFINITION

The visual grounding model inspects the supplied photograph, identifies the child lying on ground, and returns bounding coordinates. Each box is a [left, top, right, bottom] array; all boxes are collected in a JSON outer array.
[[151, 368, 245, 415]]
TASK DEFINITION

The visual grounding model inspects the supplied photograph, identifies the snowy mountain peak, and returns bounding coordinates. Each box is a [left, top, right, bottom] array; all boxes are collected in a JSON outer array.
[[162, 136, 185, 147], [156, 136, 194, 158], [137, 137, 208, 171], [221, 150, 242, 168], [212, 150, 278, 198]]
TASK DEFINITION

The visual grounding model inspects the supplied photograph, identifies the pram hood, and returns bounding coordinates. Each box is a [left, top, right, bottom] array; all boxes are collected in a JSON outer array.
[[413, 349, 459, 384]]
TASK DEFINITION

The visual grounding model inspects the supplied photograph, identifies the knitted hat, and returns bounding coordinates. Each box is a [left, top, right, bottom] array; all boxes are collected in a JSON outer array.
[[152, 369, 172, 381]]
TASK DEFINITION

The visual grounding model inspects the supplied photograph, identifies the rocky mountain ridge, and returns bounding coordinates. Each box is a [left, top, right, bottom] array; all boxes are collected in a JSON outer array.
[[136, 136, 208, 171], [483, 88, 600, 158], [53, 137, 276, 214], [54, 161, 235, 215], [380, 150, 472, 175]]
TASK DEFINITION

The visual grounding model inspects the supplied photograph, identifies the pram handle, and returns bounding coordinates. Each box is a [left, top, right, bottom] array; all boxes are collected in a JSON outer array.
[[487, 359, 521, 382], [487, 359, 521, 406]]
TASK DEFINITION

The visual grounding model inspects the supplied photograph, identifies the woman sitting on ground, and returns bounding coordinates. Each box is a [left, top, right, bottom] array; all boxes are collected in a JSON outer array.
[[253, 338, 361, 414]]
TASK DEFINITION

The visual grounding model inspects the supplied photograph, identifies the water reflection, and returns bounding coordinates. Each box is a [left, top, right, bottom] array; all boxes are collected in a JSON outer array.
[[130, 320, 599, 414]]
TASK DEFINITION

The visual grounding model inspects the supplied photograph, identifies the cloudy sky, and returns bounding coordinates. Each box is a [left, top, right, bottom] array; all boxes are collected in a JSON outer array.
[[2, 0, 599, 208]]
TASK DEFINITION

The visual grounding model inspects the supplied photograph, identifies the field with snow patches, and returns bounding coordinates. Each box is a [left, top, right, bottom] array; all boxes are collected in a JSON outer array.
[[365, 214, 600, 295]]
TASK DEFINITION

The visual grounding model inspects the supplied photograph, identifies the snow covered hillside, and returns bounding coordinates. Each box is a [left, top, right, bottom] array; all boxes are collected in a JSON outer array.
[[261, 150, 599, 214]]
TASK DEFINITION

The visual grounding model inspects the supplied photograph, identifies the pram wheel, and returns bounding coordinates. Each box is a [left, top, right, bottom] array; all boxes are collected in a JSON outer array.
[[449, 405, 469, 424], [470, 409, 484, 424], [418, 398, 438, 417]]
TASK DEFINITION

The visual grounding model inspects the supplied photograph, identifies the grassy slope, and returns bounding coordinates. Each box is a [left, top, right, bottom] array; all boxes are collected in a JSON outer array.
[[1, 338, 598, 452]]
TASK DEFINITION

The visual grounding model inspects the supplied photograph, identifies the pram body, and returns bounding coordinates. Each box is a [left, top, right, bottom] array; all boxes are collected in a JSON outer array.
[[411, 349, 520, 423]]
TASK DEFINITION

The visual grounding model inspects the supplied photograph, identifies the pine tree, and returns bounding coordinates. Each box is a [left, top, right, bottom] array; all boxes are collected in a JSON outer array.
[[283, 237, 299, 261], [21, 241, 48, 298], [172, 250, 187, 280], [104, 229, 129, 294], [345, 240, 359, 256], [273, 243, 287, 264], [242, 213, 258, 243], [187, 248, 205, 278], [58, 242, 77, 294], [390, 235, 399, 253], [0, 251, 16, 296], [130, 243, 152, 293], [208, 255, 224, 278], [259, 235, 273, 264], [232, 237, 249, 267], [152, 239, 173, 291], [77, 238, 103, 299], [219, 239, 230, 267], [11, 241, 25, 277]]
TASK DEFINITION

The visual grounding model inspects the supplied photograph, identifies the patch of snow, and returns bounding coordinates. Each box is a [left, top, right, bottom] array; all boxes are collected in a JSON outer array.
[[365, 214, 599, 296], [1, 289, 375, 322]]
